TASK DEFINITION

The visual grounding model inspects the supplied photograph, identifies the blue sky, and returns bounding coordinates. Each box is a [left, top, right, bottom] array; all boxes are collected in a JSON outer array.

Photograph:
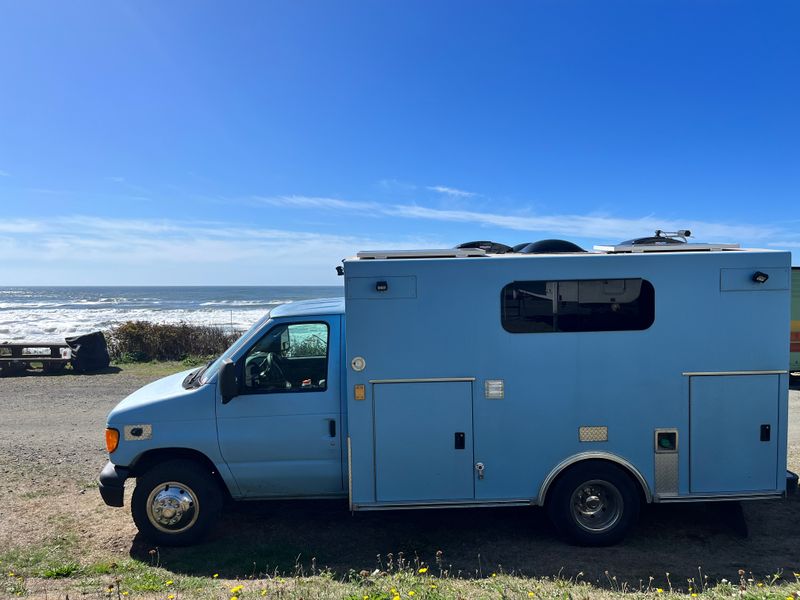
[[1, 1, 798, 285]]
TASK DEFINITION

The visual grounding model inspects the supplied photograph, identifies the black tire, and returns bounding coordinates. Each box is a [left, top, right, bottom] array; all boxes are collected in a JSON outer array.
[[131, 459, 222, 546], [546, 461, 640, 546]]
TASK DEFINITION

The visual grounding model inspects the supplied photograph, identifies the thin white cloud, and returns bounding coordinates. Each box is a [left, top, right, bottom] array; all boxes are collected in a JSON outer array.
[[0, 215, 447, 285], [378, 179, 417, 192], [767, 241, 800, 248], [384, 204, 781, 242], [0, 219, 45, 234], [0, 169, 10, 177], [247, 193, 784, 244], [427, 185, 476, 198], [253, 195, 378, 211]]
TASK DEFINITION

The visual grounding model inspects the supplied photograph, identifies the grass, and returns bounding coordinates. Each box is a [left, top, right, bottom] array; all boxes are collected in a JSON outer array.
[[110, 360, 199, 378], [3, 540, 800, 599]]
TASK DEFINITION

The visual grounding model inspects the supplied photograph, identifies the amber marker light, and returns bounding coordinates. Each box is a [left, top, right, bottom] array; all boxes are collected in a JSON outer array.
[[105, 428, 120, 453]]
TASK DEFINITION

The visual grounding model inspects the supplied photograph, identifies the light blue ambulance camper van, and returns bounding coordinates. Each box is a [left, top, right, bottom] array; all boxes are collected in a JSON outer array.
[[99, 232, 795, 546]]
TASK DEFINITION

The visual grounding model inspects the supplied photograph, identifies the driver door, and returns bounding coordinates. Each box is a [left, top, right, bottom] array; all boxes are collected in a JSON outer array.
[[216, 316, 343, 497]]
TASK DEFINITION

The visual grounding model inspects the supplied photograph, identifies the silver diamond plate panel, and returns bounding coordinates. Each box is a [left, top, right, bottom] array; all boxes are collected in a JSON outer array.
[[123, 424, 153, 441], [655, 452, 679, 496], [579, 426, 608, 442]]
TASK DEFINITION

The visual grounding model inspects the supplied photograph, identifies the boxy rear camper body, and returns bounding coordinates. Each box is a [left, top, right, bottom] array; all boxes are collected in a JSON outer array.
[[344, 246, 791, 510]]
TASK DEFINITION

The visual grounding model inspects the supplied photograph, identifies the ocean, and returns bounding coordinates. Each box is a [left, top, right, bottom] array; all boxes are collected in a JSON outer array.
[[0, 286, 344, 342]]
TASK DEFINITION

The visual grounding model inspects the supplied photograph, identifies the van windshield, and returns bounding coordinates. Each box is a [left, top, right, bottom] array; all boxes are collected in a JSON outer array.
[[200, 312, 272, 384]]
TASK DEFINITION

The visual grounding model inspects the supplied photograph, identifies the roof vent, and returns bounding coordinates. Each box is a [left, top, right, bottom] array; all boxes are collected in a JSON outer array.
[[455, 240, 512, 254], [516, 239, 587, 254]]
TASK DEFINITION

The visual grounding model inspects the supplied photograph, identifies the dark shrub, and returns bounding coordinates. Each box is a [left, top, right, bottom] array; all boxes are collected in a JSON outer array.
[[106, 321, 240, 362]]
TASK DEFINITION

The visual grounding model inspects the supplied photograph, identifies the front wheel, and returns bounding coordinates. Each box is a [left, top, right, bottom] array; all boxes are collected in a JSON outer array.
[[131, 459, 222, 546], [546, 462, 640, 546]]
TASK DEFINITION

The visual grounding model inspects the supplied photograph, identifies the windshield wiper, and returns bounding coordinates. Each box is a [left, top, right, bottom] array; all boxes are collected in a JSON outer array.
[[183, 361, 213, 389]]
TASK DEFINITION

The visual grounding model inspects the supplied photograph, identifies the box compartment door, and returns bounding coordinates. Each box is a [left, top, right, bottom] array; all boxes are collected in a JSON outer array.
[[690, 375, 779, 493], [374, 381, 474, 502]]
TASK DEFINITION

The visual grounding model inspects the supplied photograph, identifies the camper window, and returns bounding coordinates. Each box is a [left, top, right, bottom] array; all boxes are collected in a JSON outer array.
[[501, 278, 655, 334]]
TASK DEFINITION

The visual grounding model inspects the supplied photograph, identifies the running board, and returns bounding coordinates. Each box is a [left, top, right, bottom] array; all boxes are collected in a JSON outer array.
[[353, 499, 533, 511]]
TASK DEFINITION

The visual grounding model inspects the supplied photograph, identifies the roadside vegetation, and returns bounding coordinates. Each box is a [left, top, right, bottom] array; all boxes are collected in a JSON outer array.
[[106, 321, 239, 363], [4, 543, 800, 600]]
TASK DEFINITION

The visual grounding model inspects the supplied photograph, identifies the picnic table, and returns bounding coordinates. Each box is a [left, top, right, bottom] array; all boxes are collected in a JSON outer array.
[[0, 342, 71, 375]]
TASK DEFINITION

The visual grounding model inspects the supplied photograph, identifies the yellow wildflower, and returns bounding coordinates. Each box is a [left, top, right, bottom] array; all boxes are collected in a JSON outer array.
[[261, 591, 267, 597], [393, 596, 400, 600], [409, 592, 415, 597], [122, 593, 129, 597], [691, 595, 697, 598], [656, 589, 663, 594], [491, 573, 497, 578], [168, 595, 175, 600], [391, 588, 397, 594], [230, 585, 244, 594], [418, 567, 428, 574], [429, 583, 438, 589], [213, 573, 219, 579], [528, 593, 535, 598], [231, 597, 238, 600], [166, 580, 173, 586]]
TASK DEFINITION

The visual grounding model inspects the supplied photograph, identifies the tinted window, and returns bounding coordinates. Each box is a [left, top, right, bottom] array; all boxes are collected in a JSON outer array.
[[501, 279, 655, 333], [243, 322, 329, 393]]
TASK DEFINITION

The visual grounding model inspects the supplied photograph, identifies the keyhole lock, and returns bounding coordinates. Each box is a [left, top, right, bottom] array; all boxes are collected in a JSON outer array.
[[475, 462, 485, 480]]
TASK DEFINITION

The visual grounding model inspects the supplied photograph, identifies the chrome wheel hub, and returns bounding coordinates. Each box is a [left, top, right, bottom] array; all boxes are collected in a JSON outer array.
[[570, 479, 622, 533], [146, 482, 199, 533]]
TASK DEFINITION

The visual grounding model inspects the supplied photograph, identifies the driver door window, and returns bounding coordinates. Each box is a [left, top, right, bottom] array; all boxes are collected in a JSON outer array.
[[243, 322, 329, 393]]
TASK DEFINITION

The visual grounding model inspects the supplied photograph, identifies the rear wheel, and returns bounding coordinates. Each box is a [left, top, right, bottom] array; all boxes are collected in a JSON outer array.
[[546, 462, 640, 546], [131, 459, 222, 546]]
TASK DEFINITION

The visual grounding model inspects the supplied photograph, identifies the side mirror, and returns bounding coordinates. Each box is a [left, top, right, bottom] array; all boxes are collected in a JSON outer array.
[[220, 358, 239, 404]]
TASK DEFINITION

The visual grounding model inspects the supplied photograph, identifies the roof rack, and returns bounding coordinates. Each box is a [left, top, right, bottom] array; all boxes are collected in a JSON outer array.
[[356, 248, 486, 259]]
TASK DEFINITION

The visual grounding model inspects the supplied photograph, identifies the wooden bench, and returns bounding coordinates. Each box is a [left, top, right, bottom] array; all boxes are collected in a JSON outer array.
[[0, 342, 71, 375]]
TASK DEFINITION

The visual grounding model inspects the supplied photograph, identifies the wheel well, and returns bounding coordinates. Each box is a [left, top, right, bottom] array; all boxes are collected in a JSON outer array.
[[540, 458, 650, 505], [130, 448, 231, 501]]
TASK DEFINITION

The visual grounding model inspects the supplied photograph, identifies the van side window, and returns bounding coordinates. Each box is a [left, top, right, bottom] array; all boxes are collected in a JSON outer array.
[[501, 279, 655, 333], [243, 322, 329, 393]]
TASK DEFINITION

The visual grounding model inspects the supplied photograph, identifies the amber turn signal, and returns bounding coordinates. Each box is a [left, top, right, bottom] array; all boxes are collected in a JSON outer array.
[[105, 428, 120, 453]]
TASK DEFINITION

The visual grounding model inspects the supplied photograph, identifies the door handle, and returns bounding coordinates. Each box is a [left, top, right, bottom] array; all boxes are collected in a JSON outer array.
[[329, 419, 337, 438]]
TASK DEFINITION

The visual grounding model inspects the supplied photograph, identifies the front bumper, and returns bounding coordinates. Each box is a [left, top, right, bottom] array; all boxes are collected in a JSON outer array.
[[99, 461, 130, 507]]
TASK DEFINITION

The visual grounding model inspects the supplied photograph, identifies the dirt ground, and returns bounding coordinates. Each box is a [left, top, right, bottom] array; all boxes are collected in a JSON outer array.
[[1, 367, 799, 588]]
